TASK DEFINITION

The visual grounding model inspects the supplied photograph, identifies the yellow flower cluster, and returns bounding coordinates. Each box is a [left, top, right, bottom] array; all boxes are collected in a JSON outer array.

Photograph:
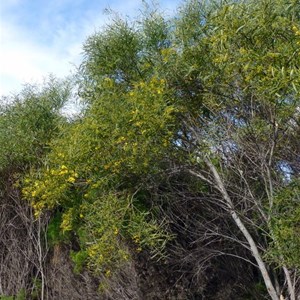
[[22, 164, 79, 217], [213, 54, 228, 64], [102, 77, 114, 87], [61, 208, 75, 232], [292, 25, 300, 36], [132, 234, 140, 244], [48, 165, 78, 180]]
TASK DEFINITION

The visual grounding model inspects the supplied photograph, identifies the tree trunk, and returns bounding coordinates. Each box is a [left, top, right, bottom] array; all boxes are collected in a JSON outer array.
[[204, 158, 279, 300]]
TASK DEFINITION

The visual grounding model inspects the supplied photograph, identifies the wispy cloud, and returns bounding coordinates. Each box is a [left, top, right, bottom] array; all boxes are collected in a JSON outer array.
[[0, 0, 180, 96]]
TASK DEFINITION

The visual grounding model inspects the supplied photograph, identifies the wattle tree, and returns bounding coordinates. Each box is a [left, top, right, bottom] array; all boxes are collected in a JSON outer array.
[[1, 0, 299, 299]]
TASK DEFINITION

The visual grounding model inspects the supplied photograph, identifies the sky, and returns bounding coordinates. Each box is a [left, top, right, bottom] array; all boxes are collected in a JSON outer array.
[[0, 0, 182, 97]]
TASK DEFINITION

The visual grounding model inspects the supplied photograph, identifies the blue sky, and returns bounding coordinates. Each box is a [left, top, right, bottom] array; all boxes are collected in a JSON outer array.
[[0, 0, 182, 96]]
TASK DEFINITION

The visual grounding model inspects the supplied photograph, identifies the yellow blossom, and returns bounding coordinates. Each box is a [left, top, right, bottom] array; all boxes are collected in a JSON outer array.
[[34, 210, 41, 218], [67, 177, 76, 183]]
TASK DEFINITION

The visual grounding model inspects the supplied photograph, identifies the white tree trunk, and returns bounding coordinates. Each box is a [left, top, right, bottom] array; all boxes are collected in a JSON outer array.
[[283, 266, 295, 300], [204, 158, 279, 300]]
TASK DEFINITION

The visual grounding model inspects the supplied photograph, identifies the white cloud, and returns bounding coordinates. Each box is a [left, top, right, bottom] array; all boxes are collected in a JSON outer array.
[[0, 45, 72, 96], [0, 15, 91, 96], [0, 0, 180, 97]]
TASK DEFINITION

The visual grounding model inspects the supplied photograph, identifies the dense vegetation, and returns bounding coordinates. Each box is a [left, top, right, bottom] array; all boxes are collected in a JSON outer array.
[[0, 0, 299, 299]]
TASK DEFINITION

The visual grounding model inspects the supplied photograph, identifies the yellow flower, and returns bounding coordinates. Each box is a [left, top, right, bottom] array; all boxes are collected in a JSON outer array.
[[103, 77, 113, 87], [88, 248, 96, 256], [117, 136, 126, 143], [239, 47, 247, 55], [133, 235, 140, 243], [67, 176, 76, 183], [59, 169, 68, 175], [34, 210, 41, 218]]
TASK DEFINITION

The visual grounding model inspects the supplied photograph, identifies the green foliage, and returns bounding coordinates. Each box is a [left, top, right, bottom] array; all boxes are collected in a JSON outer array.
[[70, 249, 88, 274], [0, 289, 26, 300], [22, 75, 177, 275], [47, 212, 71, 246], [30, 278, 42, 300], [15, 289, 26, 300], [0, 77, 70, 170], [268, 179, 300, 268], [174, 0, 300, 114], [81, 18, 142, 94]]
